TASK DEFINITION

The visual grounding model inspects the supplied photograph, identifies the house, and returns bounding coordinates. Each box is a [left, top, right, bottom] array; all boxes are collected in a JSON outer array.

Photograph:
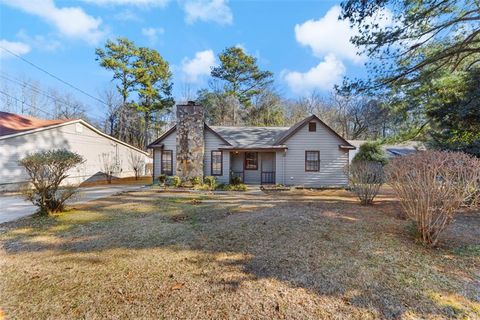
[[0, 111, 151, 191], [348, 140, 425, 163], [148, 102, 356, 187]]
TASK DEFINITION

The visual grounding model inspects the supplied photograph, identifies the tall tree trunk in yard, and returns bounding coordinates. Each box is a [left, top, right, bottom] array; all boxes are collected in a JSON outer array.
[[144, 112, 149, 150]]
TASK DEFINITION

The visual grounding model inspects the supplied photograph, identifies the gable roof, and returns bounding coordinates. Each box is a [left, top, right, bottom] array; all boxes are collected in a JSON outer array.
[[147, 123, 232, 148], [148, 115, 355, 150], [0, 111, 149, 156], [0, 111, 73, 137], [274, 115, 355, 148]]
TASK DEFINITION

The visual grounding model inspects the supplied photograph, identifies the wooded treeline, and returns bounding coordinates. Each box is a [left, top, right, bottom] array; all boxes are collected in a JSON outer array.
[[92, 39, 400, 148]]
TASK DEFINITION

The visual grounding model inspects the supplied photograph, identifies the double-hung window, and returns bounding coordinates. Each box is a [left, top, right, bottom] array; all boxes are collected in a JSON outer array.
[[211, 150, 223, 176], [305, 151, 320, 172], [161, 150, 173, 175]]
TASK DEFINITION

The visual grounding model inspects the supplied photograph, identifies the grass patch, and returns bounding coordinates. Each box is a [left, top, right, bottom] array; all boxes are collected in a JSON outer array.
[[1, 188, 479, 319], [453, 244, 480, 257]]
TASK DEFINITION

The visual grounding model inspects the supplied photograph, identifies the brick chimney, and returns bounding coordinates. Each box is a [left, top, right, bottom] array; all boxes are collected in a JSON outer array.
[[176, 101, 204, 181]]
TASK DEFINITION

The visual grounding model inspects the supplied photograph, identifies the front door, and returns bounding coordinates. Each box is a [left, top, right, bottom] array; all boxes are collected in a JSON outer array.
[[261, 153, 275, 184]]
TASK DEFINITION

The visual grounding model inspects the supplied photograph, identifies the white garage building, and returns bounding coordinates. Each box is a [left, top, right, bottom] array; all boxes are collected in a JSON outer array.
[[0, 111, 151, 191]]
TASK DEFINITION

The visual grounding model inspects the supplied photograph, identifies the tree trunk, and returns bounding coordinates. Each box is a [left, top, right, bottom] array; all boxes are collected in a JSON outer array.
[[144, 112, 149, 150]]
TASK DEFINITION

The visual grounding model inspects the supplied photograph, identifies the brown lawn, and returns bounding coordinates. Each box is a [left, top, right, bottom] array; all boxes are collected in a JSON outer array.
[[0, 188, 479, 319]]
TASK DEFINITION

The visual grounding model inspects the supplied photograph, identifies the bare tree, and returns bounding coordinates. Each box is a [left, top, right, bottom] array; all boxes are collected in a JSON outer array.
[[99, 87, 122, 136], [386, 151, 480, 247], [50, 90, 88, 120], [100, 151, 120, 184], [128, 151, 145, 180]]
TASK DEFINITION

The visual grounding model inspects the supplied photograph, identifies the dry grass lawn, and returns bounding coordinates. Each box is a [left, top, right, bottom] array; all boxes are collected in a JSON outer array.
[[1, 188, 479, 319]]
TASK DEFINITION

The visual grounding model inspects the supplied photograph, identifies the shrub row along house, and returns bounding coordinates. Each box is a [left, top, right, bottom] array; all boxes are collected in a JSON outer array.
[[148, 102, 356, 187], [0, 111, 151, 191]]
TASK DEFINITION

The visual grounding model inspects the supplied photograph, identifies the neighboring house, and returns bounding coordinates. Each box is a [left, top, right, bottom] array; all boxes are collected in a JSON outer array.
[[0, 111, 151, 191], [148, 102, 355, 187], [348, 140, 425, 163]]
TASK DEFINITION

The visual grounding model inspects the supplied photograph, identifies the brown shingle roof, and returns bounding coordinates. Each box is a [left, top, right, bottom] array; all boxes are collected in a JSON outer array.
[[0, 111, 73, 137]]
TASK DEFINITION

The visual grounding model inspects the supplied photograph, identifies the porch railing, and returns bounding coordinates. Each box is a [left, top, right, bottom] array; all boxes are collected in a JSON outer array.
[[261, 171, 276, 185], [230, 171, 244, 183]]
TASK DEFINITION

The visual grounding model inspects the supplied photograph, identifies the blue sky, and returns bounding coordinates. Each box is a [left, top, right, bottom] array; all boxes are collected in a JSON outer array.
[[0, 0, 370, 118]]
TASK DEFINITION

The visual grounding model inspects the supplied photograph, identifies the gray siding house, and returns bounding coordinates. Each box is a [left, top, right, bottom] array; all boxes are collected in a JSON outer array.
[[148, 102, 355, 187]]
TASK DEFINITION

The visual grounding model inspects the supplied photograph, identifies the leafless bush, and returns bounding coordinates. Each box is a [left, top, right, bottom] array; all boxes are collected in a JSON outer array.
[[100, 152, 120, 184], [128, 151, 145, 180], [19, 150, 84, 215], [385, 150, 480, 247], [348, 161, 385, 205]]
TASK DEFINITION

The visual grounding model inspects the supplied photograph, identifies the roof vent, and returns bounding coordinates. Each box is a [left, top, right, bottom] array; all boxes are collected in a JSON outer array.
[[187, 100, 196, 106]]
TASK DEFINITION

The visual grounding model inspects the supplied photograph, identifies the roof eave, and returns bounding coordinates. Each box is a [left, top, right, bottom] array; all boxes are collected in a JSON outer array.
[[219, 145, 288, 151]]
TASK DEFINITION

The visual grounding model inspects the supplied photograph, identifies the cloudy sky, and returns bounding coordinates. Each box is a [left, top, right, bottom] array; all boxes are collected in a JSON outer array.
[[0, 0, 370, 117]]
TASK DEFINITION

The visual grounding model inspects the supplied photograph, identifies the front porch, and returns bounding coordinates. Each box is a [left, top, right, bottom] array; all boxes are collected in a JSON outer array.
[[229, 151, 277, 185]]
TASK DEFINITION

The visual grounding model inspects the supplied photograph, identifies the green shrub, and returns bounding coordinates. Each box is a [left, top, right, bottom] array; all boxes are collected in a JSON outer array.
[[230, 176, 242, 185], [157, 174, 166, 185], [216, 183, 247, 191], [19, 149, 85, 215], [353, 141, 388, 165], [204, 176, 217, 189], [172, 176, 182, 187], [166, 175, 181, 187], [191, 176, 203, 186]]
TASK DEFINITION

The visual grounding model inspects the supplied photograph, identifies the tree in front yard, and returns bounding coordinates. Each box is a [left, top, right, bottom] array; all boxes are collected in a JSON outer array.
[[19, 150, 85, 215], [128, 151, 145, 180], [386, 150, 480, 247]]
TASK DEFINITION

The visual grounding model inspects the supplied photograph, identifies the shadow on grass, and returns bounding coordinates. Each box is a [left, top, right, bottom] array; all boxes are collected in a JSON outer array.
[[1, 189, 479, 319]]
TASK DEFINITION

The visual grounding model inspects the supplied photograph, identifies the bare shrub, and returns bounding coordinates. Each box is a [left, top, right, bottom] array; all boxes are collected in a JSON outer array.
[[128, 151, 145, 180], [349, 161, 385, 205], [385, 150, 480, 247], [19, 149, 84, 215], [100, 152, 120, 184]]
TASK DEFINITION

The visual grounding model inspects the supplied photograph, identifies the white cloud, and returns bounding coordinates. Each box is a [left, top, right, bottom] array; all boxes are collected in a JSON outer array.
[[181, 50, 216, 83], [1, 0, 106, 44], [294, 5, 364, 64], [182, 0, 233, 25], [82, 0, 169, 6], [283, 54, 346, 93], [114, 10, 141, 21], [141, 27, 165, 44], [294, 5, 393, 65], [0, 40, 31, 59], [16, 30, 62, 52], [284, 5, 393, 93]]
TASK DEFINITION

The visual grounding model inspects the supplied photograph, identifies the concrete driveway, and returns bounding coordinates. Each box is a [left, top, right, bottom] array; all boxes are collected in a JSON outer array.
[[0, 185, 146, 224]]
